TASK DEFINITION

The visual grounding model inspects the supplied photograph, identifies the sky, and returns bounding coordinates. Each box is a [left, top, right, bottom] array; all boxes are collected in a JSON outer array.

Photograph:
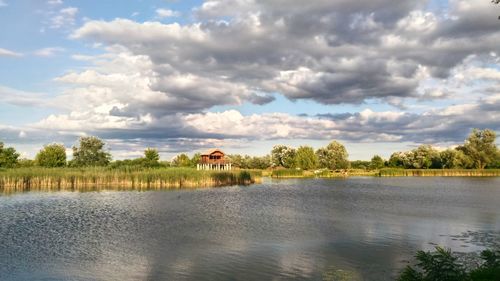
[[0, 0, 500, 160]]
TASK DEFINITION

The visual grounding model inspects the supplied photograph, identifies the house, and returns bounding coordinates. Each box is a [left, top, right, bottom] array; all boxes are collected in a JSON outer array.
[[197, 149, 232, 171]]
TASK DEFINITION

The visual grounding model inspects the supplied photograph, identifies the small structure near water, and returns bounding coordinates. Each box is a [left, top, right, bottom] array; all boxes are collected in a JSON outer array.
[[197, 149, 232, 171]]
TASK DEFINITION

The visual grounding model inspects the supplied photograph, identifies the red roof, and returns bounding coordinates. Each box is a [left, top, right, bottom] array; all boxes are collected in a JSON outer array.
[[201, 148, 225, 156]]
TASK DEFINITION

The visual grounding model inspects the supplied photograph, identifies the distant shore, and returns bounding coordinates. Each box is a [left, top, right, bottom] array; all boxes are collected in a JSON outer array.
[[270, 168, 500, 178]]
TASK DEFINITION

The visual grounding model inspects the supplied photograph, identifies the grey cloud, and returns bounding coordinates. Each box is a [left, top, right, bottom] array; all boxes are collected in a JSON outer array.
[[71, 0, 500, 108]]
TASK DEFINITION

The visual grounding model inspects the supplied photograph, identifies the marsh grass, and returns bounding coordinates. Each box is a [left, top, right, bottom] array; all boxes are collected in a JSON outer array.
[[379, 168, 500, 177], [271, 168, 500, 178], [0, 167, 260, 193]]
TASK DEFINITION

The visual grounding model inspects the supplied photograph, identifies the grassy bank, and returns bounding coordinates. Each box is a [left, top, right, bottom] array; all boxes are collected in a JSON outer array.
[[379, 168, 500, 177], [271, 169, 379, 178], [0, 167, 261, 193], [271, 168, 500, 178]]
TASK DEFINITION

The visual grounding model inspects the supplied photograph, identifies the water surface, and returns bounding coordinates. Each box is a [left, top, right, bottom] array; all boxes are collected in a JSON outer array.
[[1, 177, 499, 280]]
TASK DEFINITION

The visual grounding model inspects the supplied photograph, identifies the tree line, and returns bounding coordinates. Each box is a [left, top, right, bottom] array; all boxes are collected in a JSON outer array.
[[0, 128, 499, 170]]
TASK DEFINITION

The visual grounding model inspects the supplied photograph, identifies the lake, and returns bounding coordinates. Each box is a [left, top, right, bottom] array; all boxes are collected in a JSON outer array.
[[1, 177, 499, 280]]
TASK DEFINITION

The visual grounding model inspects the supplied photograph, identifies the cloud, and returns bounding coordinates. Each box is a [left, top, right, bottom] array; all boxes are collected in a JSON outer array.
[[0, 86, 51, 107], [3, 0, 500, 157], [50, 7, 78, 29], [47, 0, 63, 5], [155, 8, 180, 18], [0, 0, 6, 7], [0, 48, 22, 57], [33, 47, 65, 57], [70, 0, 500, 107]]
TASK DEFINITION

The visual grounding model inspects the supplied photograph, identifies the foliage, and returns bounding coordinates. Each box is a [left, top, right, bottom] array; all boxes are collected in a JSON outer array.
[[71, 136, 112, 167], [190, 153, 201, 168], [143, 148, 161, 167], [399, 247, 500, 281], [316, 141, 349, 170], [350, 160, 371, 170], [229, 154, 271, 169], [271, 145, 296, 168], [35, 143, 67, 167], [295, 146, 318, 170], [0, 142, 20, 168], [440, 149, 472, 169], [17, 158, 35, 168], [389, 145, 443, 169], [459, 129, 498, 169], [370, 155, 385, 170], [171, 153, 191, 167]]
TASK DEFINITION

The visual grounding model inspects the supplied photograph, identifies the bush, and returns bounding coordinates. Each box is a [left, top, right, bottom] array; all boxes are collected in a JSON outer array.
[[399, 247, 500, 281]]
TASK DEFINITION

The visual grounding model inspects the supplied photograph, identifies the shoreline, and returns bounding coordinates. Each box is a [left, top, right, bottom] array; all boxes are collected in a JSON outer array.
[[270, 168, 500, 178]]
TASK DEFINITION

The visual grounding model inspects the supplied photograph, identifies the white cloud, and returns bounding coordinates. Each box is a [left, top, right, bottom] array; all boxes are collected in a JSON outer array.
[[0, 0, 7, 7], [33, 47, 65, 57], [155, 8, 180, 18], [50, 7, 78, 29], [47, 0, 63, 5], [0, 48, 22, 57]]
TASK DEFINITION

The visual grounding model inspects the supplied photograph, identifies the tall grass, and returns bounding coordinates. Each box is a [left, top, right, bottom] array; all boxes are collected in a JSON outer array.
[[379, 168, 500, 177], [0, 167, 260, 193], [271, 169, 305, 178]]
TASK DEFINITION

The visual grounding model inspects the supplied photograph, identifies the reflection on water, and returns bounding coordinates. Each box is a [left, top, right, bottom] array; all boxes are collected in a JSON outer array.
[[0, 177, 499, 280]]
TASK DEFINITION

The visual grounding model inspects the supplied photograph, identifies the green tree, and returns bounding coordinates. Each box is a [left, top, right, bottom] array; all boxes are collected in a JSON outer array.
[[71, 136, 112, 167], [316, 141, 349, 170], [271, 145, 296, 168], [370, 155, 385, 170], [249, 155, 271, 169], [388, 152, 407, 168], [17, 158, 35, 168], [190, 153, 201, 167], [459, 129, 498, 169], [228, 154, 244, 168], [171, 153, 191, 167], [411, 145, 441, 169], [439, 149, 471, 169], [36, 143, 67, 167], [143, 148, 160, 167], [0, 142, 20, 168], [295, 146, 318, 170]]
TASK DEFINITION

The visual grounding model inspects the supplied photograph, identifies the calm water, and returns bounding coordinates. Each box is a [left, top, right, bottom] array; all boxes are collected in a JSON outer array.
[[1, 177, 499, 281]]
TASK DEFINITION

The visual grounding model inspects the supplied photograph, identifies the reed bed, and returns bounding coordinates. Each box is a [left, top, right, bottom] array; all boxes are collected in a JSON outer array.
[[379, 168, 500, 177], [0, 167, 260, 193], [271, 168, 500, 178], [271, 169, 306, 178]]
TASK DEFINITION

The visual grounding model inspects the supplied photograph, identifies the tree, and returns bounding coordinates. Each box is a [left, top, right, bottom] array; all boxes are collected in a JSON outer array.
[[228, 154, 244, 168], [411, 145, 441, 169], [171, 153, 191, 167], [248, 155, 271, 169], [190, 153, 201, 168], [316, 141, 349, 170], [370, 155, 385, 170], [0, 142, 20, 168], [439, 149, 471, 169], [71, 136, 112, 167], [271, 145, 296, 168], [143, 148, 160, 167], [36, 143, 67, 167], [460, 129, 498, 169], [295, 146, 318, 170], [388, 152, 407, 168]]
